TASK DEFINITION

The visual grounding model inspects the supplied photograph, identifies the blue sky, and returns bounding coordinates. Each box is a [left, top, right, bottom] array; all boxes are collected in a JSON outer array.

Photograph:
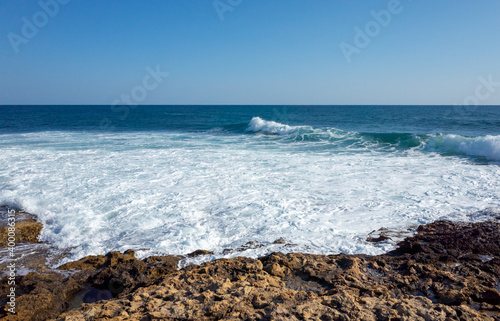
[[1, 0, 499, 105]]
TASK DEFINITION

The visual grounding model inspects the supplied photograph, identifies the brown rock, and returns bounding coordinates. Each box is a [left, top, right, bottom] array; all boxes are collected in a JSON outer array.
[[1, 250, 181, 320], [187, 249, 214, 258], [0, 217, 498, 320], [56, 220, 499, 320], [366, 234, 391, 243], [0, 221, 43, 246], [273, 237, 287, 244], [0, 272, 83, 321]]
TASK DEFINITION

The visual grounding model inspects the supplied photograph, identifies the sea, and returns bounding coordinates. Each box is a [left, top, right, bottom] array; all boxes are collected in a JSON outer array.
[[0, 105, 499, 266]]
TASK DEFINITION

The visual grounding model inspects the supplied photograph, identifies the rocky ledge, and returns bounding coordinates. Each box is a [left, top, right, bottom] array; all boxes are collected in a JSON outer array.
[[0, 217, 499, 320]]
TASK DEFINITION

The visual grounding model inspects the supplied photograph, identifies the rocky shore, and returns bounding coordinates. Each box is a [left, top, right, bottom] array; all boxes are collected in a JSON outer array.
[[0, 209, 499, 320]]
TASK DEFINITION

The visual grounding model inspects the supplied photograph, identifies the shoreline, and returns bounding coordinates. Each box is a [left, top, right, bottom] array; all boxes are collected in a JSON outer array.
[[0, 209, 499, 320]]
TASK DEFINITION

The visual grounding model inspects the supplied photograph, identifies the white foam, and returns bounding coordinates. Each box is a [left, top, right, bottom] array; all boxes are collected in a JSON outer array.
[[246, 117, 299, 135], [425, 134, 500, 161], [0, 130, 499, 266]]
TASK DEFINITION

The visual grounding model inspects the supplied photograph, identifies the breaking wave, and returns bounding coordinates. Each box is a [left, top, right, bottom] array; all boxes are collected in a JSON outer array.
[[425, 134, 500, 161], [245, 117, 500, 162]]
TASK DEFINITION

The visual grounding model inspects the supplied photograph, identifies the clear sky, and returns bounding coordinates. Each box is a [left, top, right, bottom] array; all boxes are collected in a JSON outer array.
[[1, 0, 499, 105]]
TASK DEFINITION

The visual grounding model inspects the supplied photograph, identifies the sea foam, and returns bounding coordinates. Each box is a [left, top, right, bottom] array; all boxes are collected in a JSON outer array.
[[247, 117, 500, 162], [425, 134, 500, 162], [246, 117, 299, 135], [0, 121, 499, 266]]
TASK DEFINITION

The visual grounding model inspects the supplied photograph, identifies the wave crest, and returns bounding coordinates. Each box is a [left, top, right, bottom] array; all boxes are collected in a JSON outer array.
[[425, 134, 500, 161], [246, 117, 300, 135], [245, 117, 500, 162]]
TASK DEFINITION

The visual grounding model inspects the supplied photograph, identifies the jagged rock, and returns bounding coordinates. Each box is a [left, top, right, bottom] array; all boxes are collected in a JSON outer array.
[[0, 272, 83, 321], [55, 220, 499, 320], [0, 209, 42, 247], [1, 220, 499, 320], [366, 234, 391, 243], [0, 221, 43, 246], [187, 249, 214, 258], [0, 251, 181, 320], [273, 237, 287, 244]]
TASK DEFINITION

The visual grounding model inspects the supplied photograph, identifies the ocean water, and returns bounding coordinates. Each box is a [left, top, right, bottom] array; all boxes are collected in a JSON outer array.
[[0, 105, 499, 266]]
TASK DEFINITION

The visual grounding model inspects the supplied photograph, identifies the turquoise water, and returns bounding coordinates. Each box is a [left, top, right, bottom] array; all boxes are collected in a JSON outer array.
[[0, 105, 499, 265]]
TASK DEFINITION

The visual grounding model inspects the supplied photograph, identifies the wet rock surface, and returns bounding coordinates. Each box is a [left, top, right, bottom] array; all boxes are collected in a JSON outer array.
[[0, 251, 181, 320], [0, 219, 498, 320], [0, 209, 42, 246], [0, 208, 69, 278]]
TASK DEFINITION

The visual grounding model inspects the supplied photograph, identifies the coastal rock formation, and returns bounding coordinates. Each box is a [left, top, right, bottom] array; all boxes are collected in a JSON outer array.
[[0, 250, 181, 321], [60, 250, 182, 298], [0, 210, 42, 246], [0, 219, 498, 320], [0, 271, 82, 321]]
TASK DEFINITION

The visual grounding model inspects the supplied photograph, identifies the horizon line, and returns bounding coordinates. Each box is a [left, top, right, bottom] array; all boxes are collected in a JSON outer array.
[[2, 104, 500, 107]]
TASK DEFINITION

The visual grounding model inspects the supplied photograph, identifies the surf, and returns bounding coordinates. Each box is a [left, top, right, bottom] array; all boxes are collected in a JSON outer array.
[[244, 117, 500, 162]]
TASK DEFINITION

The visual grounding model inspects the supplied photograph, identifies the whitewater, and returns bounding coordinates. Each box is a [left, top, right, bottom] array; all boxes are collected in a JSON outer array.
[[0, 107, 499, 266]]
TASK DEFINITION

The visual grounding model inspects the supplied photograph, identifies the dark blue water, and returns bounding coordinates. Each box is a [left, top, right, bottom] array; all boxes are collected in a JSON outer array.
[[0, 105, 499, 137]]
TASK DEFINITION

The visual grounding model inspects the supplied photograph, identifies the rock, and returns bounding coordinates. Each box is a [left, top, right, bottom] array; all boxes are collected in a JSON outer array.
[[366, 234, 391, 243], [1, 219, 499, 320], [60, 251, 181, 297], [56, 220, 500, 320], [0, 221, 43, 246], [0, 250, 181, 320], [273, 237, 287, 244], [187, 249, 214, 258], [0, 208, 43, 247], [0, 272, 83, 321]]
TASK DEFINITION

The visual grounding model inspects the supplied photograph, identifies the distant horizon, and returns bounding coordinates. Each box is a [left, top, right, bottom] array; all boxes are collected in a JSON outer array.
[[1, 104, 500, 107]]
